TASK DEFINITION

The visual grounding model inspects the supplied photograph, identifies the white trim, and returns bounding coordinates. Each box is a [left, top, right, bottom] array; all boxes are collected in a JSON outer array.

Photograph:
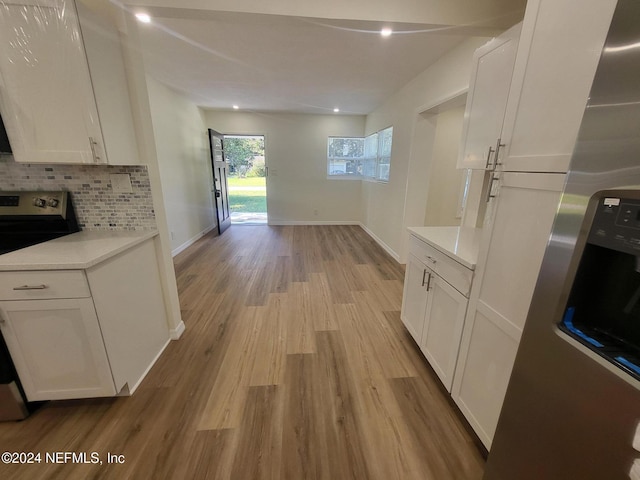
[[416, 87, 468, 115], [358, 222, 400, 262], [169, 320, 186, 340], [127, 337, 172, 394], [326, 175, 363, 181], [268, 220, 359, 226], [171, 224, 216, 257]]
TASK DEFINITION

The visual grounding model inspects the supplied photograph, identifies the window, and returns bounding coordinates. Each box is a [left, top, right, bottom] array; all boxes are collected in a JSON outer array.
[[363, 133, 377, 178], [327, 137, 364, 176], [327, 126, 393, 182], [376, 127, 393, 182]]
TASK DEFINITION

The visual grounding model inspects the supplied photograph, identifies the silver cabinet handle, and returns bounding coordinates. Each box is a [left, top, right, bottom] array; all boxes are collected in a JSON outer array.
[[89, 137, 101, 162], [485, 146, 496, 169], [426, 272, 433, 291], [421, 269, 428, 287], [13, 284, 48, 291], [493, 138, 505, 169], [426, 255, 437, 264], [485, 174, 500, 203]]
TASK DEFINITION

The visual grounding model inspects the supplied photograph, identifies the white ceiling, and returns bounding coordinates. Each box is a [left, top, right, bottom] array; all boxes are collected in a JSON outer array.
[[125, 2, 526, 114]]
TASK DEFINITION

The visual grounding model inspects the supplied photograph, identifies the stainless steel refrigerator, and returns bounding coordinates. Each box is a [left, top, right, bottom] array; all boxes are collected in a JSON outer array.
[[485, 0, 640, 478]]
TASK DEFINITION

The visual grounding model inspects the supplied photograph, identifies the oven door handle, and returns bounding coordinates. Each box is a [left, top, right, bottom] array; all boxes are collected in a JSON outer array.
[[13, 284, 48, 291]]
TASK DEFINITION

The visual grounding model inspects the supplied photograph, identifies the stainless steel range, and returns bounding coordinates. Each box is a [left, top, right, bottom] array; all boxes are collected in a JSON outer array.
[[0, 191, 79, 255]]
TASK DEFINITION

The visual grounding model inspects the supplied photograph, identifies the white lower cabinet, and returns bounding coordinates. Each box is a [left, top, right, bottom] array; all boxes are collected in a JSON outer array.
[[401, 253, 430, 342], [0, 239, 170, 402], [401, 234, 474, 393], [420, 274, 468, 392], [0, 298, 116, 401]]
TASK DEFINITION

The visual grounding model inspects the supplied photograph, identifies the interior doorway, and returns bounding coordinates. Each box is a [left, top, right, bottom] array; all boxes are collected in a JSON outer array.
[[224, 135, 267, 225]]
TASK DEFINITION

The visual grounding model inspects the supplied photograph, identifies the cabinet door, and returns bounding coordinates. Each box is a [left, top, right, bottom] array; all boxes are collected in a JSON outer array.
[[451, 310, 519, 449], [452, 172, 565, 448], [420, 275, 468, 392], [457, 27, 520, 170], [0, 0, 106, 164], [0, 298, 116, 401], [401, 254, 430, 343], [77, 0, 141, 165], [499, 0, 618, 172]]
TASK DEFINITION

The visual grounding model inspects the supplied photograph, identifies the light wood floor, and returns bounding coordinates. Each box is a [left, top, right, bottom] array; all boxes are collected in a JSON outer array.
[[0, 225, 484, 479]]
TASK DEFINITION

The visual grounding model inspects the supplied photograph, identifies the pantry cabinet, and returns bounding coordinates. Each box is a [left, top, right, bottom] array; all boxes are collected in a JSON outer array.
[[0, 0, 140, 165], [452, 172, 565, 448], [450, 0, 618, 451]]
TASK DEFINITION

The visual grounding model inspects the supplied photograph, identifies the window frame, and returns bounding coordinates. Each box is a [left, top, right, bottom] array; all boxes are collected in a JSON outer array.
[[326, 136, 366, 180], [327, 126, 394, 183], [372, 126, 393, 183]]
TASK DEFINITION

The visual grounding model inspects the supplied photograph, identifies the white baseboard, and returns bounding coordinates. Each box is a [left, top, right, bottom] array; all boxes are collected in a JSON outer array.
[[358, 222, 400, 262], [267, 220, 360, 226], [171, 225, 216, 257], [169, 320, 186, 340]]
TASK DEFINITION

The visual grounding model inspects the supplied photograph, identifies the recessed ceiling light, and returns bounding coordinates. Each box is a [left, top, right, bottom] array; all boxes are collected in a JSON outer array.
[[333, 108, 340, 113], [233, 105, 239, 110], [135, 13, 151, 24], [380, 28, 393, 37]]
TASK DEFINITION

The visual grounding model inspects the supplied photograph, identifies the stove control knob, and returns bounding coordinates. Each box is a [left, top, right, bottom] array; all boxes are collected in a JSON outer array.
[[47, 198, 59, 208], [33, 197, 46, 208]]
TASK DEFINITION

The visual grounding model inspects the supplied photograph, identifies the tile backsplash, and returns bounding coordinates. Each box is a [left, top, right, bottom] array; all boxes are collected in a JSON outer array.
[[0, 157, 157, 231]]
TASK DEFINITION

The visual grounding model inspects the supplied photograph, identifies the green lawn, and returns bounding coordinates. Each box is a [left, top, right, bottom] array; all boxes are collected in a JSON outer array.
[[228, 176, 266, 213], [228, 176, 266, 187], [229, 193, 267, 213]]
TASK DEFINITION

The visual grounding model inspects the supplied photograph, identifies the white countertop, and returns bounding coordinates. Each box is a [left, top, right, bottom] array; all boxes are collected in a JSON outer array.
[[0, 230, 158, 271], [408, 226, 482, 269]]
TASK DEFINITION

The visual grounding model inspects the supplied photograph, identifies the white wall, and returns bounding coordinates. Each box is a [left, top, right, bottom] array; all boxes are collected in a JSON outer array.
[[363, 37, 489, 262], [424, 105, 466, 226], [146, 76, 215, 253], [203, 111, 364, 225]]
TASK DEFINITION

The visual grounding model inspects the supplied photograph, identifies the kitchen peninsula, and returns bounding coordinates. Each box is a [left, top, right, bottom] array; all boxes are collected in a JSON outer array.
[[0, 231, 170, 402]]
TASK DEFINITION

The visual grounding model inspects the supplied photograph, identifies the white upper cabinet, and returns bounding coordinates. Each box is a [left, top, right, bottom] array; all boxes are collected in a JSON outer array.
[[460, 0, 618, 173], [0, 0, 140, 165], [458, 25, 520, 170], [499, 0, 618, 173], [76, 1, 140, 166]]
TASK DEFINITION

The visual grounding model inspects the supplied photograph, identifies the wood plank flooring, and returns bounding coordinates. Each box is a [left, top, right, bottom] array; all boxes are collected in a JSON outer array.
[[0, 225, 484, 479]]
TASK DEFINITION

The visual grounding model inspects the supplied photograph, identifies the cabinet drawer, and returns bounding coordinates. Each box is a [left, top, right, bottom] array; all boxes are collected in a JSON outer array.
[[0, 271, 90, 301], [409, 235, 473, 296]]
